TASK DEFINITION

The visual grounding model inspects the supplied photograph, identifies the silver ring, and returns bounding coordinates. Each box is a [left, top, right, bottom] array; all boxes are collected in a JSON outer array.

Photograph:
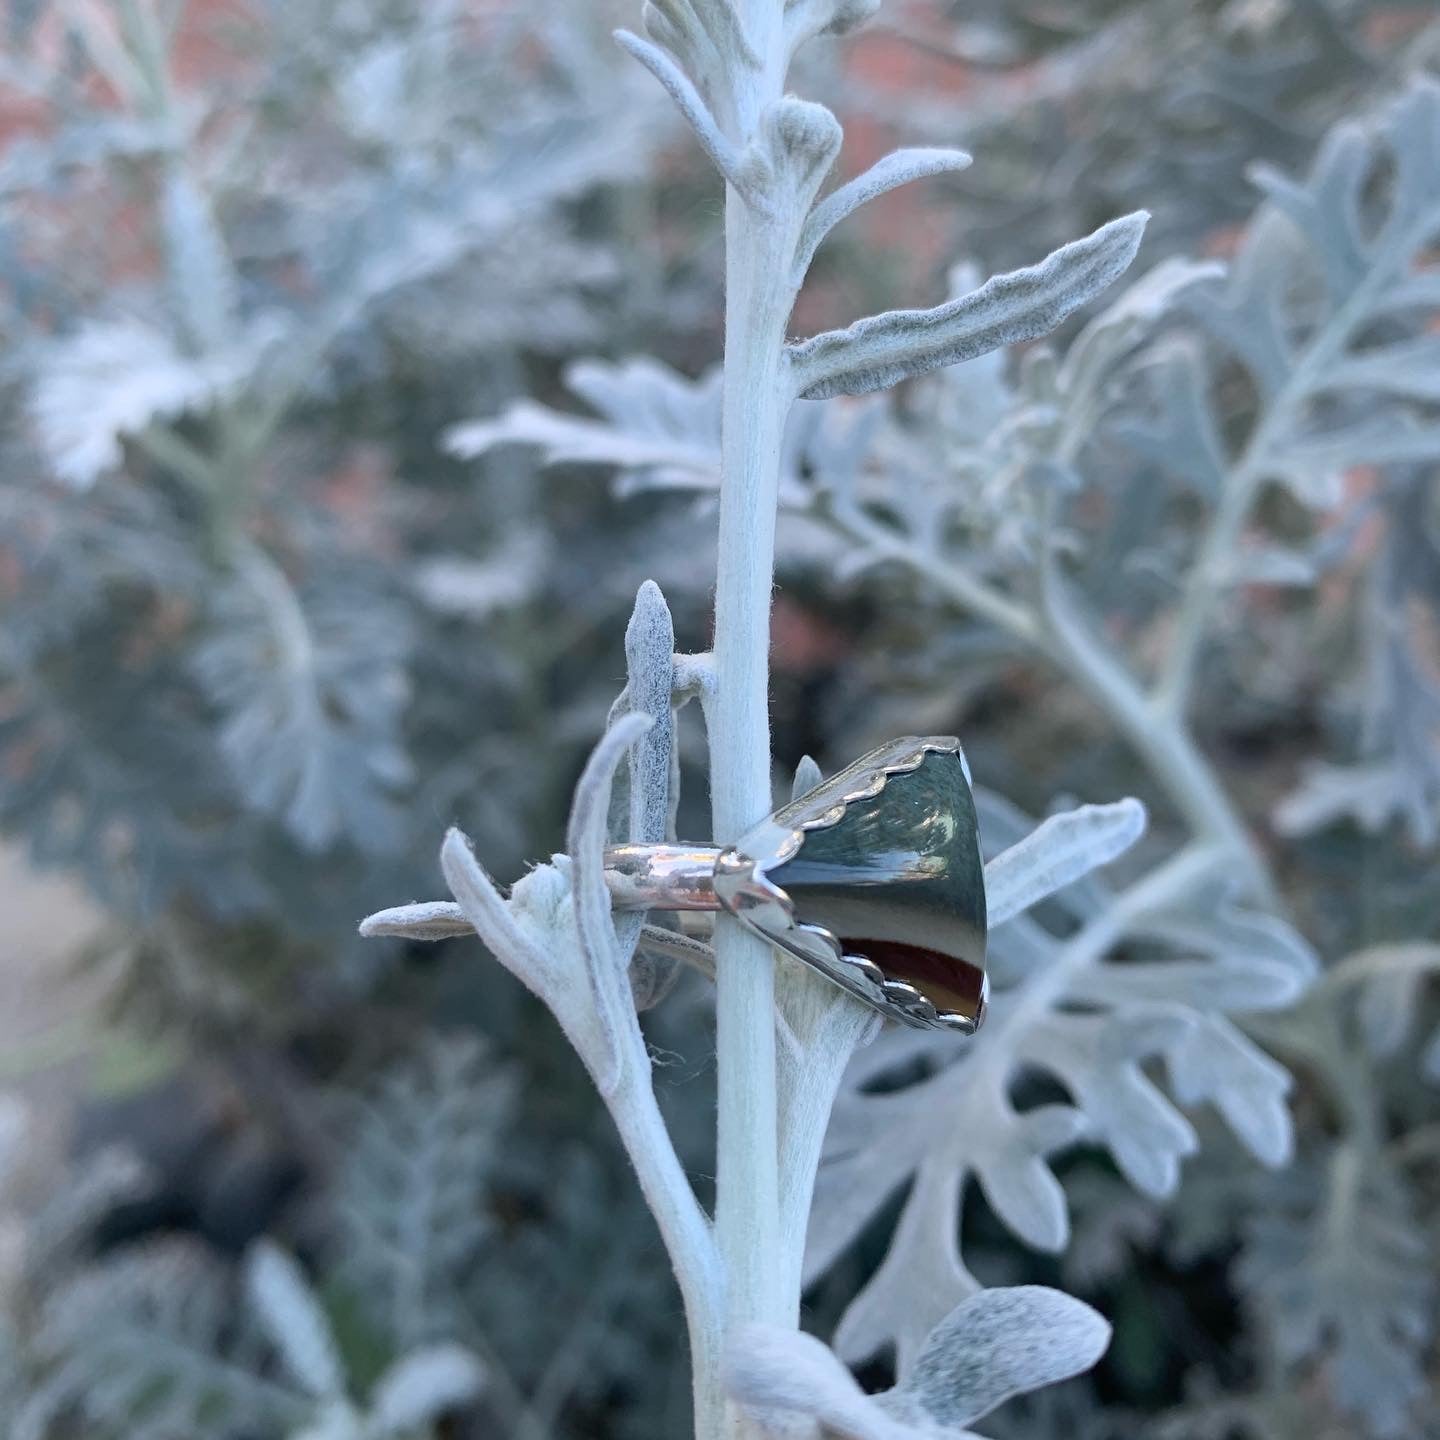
[[606, 736, 988, 1034], [364, 736, 989, 1033]]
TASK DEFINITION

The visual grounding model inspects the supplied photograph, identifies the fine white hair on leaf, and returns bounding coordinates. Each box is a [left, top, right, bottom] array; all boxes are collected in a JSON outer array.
[[725, 1285, 1111, 1438], [613, 29, 750, 197], [725, 1324, 910, 1440], [358, 900, 472, 941], [623, 581, 677, 848], [886, 1286, 1112, 1428], [788, 212, 1149, 400], [568, 712, 654, 1095]]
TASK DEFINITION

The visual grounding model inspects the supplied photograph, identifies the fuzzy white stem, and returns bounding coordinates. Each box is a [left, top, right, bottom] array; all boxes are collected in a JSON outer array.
[[707, 12, 807, 1436], [711, 189, 796, 1366]]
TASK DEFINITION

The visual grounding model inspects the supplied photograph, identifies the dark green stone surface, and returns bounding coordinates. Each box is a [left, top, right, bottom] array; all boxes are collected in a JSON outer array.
[[769, 751, 987, 1018]]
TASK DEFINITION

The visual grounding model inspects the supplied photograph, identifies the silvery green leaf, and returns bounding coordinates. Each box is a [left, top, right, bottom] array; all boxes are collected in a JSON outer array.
[[1268, 418, 1440, 507], [446, 358, 722, 488], [968, 1105, 1087, 1255], [1019, 1013, 1199, 1198], [1183, 208, 1300, 400], [367, 1344, 485, 1432], [160, 169, 239, 355], [1072, 953, 1303, 1013], [726, 1287, 1109, 1439], [795, 148, 973, 283], [358, 900, 471, 941], [787, 212, 1148, 401], [1332, 944, 1440, 1065], [1221, 544, 1319, 588], [809, 1078, 1086, 1371], [642, 0, 760, 81], [810, 817, 1308, 1355], [245, 1243, 344, 1402], [984, 797, 1146, 926], [1058, 256, 1223, 390], [334, 1036, 513, 1353], [883, 1286, 1111, 1428], [1124, 875, 1320, 997], [1112, 337, 1227, 500], [414, 530, 549, 619], [830, 1159, 980, 1373], [611, 582, 680, 1006], [447, 351, 860, 508], [1319, 336, 1440, 403], [1375, 271, 1440, 316], [784, 0, 882, 57], [567, 713, 654, 1094], [18, 1240, 308, 1440], [23, 1143, 151, 1281], [0, 114, 169, 194], [29, 319, 262, 488], [1189, 79, 1440, 425], [613, 29, 747, 194], [1272, 759, 1415, 839], [1359, 967, 1424, 1060], [620, 581, 676, 849], [1165, 1017, 1294, 1167], [1249, 119, 1370, 302], [193, 556, 414, 854]]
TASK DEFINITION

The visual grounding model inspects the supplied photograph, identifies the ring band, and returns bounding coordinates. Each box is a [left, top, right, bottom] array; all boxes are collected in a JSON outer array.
[[604, 844, 726, 910]]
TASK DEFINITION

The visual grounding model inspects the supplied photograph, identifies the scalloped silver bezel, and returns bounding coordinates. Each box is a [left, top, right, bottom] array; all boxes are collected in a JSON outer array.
[[714, 735, 987, 1034]]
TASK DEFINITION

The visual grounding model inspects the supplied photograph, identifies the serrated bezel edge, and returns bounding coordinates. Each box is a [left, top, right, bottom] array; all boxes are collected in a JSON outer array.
[[716, 736, 983, 1034]]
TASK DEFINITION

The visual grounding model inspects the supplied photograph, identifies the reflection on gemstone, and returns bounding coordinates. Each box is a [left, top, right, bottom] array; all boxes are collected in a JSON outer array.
[[769, 749, 986, 1022]]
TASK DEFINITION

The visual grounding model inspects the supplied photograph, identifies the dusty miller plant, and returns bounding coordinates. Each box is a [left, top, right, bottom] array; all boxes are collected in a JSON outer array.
[[0, 1036, 514, 1440], [0, 0, 674, 1028], [359, 1, 1351, 1436], [443, 30, 1440, 1440]]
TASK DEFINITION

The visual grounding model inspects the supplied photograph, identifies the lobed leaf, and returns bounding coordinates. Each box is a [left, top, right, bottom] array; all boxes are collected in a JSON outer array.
[[726, 1286, 1110, 1439]]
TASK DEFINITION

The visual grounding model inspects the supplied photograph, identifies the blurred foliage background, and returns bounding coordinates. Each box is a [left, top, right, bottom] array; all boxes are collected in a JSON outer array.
[[0, 0, 1438, 1436]]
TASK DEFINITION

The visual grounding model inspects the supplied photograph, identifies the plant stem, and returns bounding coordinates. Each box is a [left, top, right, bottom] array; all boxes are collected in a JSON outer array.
[[1035, 572, 1276, 903], [707, 9, 802, 1433], [711, 189, 794, 1342]]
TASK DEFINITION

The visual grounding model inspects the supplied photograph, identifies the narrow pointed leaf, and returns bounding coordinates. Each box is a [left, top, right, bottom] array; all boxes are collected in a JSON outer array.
[[985, 798, 1146, 926], [796, 148, 972, 281]]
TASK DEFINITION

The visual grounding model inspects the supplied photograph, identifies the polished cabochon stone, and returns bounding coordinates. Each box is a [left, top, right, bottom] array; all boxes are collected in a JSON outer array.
[[768, 749, 988, 1022]]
